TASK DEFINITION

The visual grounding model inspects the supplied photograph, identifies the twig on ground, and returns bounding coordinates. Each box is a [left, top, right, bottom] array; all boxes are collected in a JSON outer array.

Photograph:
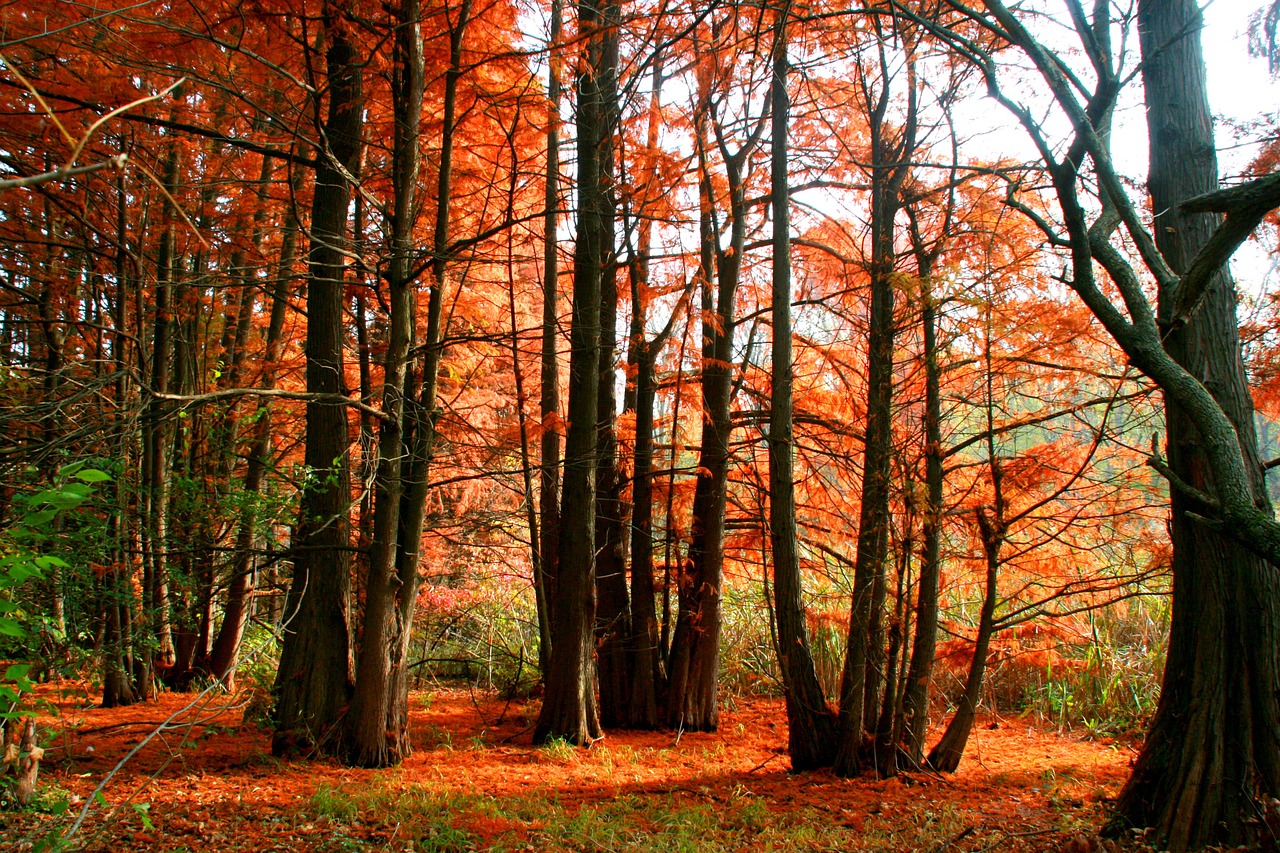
[[747, 751, 782, 773]]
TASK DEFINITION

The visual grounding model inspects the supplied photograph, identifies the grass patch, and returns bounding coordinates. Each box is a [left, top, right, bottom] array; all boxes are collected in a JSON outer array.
[[305, 781, 979, 852]]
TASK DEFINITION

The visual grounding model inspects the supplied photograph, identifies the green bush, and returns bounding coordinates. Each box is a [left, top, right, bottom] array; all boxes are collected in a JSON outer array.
[[0, 462, 108, 810]]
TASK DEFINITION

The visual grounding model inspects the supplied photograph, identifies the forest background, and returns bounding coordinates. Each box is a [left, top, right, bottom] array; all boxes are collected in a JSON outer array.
[[3, 0, 1280, 849]]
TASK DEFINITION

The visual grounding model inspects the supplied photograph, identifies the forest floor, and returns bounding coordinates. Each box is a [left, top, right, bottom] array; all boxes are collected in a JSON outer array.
[[3, 683, 1140, 852]]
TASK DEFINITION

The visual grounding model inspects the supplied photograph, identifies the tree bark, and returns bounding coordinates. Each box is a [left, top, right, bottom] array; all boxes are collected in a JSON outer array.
[[926, 507, 1001, 774], [272, 8, 362, 757], [534, 0, 618, 746], [536, 0, 564, 681], [1109, 1, 1280, 847], [835, 40, 918, 779], [769, 13, 838, 770], [900, 254, 942, 766]]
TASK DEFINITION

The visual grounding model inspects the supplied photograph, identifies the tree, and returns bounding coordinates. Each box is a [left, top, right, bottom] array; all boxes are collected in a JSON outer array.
[[666, 9, 770, 733], [769, 6, 839, 770], [342, 0, 428, 768], [536, 0, 566, 682], [619, 50, 689, 730], [272, 4, 363, 756], [931, 0, 1280, 845], [834, 17, 920, 778], [1110, 0, 1280, 846], [534, 0, 621, 746]]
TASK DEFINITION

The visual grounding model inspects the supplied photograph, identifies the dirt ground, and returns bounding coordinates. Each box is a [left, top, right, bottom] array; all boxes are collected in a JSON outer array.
[[2, 683, 1137, 851]]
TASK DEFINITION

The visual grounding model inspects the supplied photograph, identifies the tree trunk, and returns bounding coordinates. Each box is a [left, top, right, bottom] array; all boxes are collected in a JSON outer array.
[[343, 0, 464, 769], [1109, 1, 1280, 847], [272, 8, 362, 757], [140, 142, 181, 690], [624, 60, 672, 728], [102, 174, 140, 709], [900, 259, 942, 766], [926, 508, 1001, 774], [627, 343, 664, 728], [536, 0, 565, 681], [769, 15, 837, 770], [665, 55, 759, 732], [534, 0, 618, 747], [208, 168, 300, 687], [595, 191, 630, 727], [13, 718, 40, 807], [835, 41, 919, 778]]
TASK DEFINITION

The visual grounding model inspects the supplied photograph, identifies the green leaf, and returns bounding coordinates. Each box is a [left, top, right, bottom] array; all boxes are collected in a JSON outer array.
[[9, 562, 43, 582], [73, 468, 112, 483], [23, 508, 58, 529], [4, 664, 32, 681], [0, 616, 25, 637]]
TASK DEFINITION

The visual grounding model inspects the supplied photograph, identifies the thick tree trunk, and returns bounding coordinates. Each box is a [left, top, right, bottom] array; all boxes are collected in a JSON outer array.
[[534, 0, 618, 746], [272, 10, 362, 757], [835, 46, 918, 778], [769, 18, 837, 770], [1109, 1, 1280, 847]]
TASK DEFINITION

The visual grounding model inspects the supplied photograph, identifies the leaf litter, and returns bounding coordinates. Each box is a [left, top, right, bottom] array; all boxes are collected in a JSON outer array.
[[3, 685, 1136, 852]]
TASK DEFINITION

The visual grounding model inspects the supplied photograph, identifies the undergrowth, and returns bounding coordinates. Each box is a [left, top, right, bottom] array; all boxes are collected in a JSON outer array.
[[403, 563, 1167, 739]]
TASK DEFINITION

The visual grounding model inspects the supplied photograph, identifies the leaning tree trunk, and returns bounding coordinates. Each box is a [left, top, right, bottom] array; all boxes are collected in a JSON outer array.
[[1109, 1, 1280, 848], [271, 8, 362, 757], [927, 507, 1001, 773], [768, 15, 837, 770]]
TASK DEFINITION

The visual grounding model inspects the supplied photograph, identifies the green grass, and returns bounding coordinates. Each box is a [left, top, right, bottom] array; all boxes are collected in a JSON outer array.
[[303, 782, 975, 852]]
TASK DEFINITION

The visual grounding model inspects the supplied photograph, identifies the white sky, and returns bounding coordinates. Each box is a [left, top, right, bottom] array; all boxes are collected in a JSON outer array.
[[1204, 0, 1280, 177], [1204, 0, 1280, 291]]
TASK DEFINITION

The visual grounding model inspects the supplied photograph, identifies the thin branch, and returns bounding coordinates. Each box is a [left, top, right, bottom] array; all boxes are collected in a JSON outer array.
[[146, 387, 390, 423], [0, 155, 127, 190]]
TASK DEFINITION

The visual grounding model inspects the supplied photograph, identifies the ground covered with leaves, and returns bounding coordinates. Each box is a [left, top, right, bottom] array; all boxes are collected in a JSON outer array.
[[4, 685, 1138, 852]]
